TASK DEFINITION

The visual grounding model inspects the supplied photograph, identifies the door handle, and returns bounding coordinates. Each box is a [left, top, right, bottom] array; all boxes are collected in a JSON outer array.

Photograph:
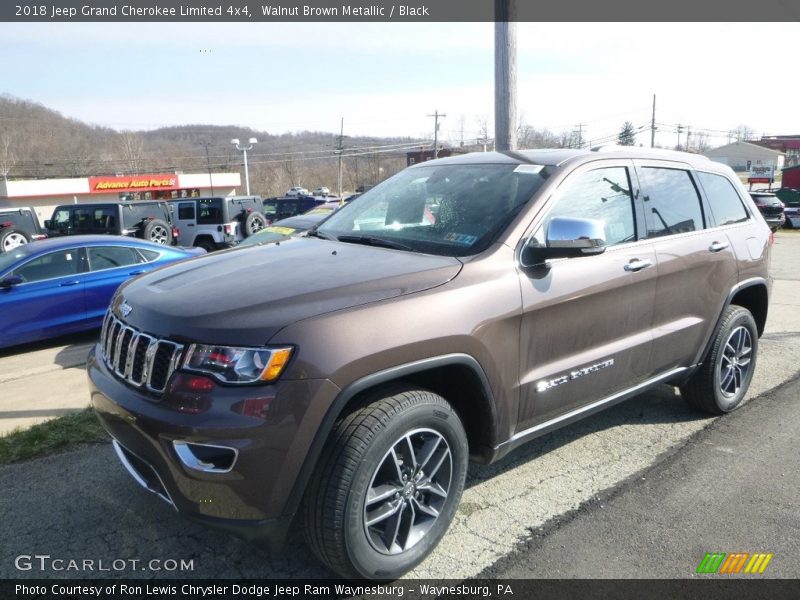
[[128, 270, 146, 276], [709, 241, 729, 253], [59, 280, 81, 287], [624, 259, 653, 272], [187, 223, 195, 227]]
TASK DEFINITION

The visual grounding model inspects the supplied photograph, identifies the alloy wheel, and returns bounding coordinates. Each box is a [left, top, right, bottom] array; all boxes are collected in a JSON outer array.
[[363, 428, 452, 555], [718, 325, 752, 398]]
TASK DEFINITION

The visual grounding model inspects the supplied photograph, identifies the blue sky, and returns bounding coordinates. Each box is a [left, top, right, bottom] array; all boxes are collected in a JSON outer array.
[[2, 22, 797, 148]]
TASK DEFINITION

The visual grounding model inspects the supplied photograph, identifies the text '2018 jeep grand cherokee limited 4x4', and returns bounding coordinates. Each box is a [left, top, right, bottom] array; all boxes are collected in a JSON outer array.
[[88, 147, 771, 579]]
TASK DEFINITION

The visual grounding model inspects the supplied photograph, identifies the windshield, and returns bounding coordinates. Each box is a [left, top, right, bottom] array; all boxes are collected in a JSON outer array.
[[318, 163, 548, 256]]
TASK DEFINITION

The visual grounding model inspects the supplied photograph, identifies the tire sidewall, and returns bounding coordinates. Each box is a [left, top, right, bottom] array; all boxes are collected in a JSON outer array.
[[342, 400, 468, 579], [712, 309, 758, 412], [1, 228, 31, 251], [143, 219, 170, 244], [244, 212, 266, 237]]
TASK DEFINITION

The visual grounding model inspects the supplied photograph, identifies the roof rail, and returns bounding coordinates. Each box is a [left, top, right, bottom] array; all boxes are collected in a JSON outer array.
[[590, 144, 709, 160]]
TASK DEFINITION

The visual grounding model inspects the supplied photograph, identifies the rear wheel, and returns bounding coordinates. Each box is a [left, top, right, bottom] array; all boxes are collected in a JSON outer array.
[[0, 228, 31, 252], [303, 389, 468, 580], [680, 305, 758, 414], [143, 219, 170, 245], [194, 237, 216, 253]]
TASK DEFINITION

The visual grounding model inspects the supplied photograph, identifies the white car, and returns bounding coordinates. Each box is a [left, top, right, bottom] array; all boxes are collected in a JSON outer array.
[[285, 187, 310, 197], [312, 186, 330, 197]]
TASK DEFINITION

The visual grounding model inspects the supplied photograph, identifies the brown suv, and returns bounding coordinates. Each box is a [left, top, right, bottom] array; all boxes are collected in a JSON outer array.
[[88, 147, 771, 579]]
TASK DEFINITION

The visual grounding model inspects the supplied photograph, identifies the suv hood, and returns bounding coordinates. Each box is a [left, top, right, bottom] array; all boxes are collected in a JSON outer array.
[[114, 238, 462, 346]]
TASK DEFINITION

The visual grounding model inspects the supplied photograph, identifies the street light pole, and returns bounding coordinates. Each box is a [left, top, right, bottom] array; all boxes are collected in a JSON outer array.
[[231, 137, 257, 195]]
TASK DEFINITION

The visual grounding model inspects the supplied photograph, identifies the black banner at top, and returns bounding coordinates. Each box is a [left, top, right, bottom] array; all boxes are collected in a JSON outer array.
[[3, 0, 800, 22]]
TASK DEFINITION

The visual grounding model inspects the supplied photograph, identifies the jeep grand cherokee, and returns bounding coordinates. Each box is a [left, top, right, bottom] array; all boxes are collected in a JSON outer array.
[[89, 147, 771, 579]]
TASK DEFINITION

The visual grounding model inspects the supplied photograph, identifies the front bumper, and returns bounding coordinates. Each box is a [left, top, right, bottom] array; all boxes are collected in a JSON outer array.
[[87, 345, 340, 545]]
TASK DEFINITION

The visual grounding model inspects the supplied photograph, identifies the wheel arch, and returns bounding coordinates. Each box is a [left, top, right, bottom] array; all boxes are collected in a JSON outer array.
[[285, 354, 500, 515]]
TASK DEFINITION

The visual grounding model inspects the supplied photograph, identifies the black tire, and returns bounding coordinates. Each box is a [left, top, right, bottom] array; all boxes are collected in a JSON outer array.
[[303, 389, 468, 580], [680, 305, 758, 415], [142, 219, 171, 245], [243, 212, 267, 237], [194, 237, 216, 253], [0, 228, 31, 252]]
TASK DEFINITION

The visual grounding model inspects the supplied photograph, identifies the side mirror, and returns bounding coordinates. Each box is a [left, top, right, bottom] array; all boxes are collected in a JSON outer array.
[[522, 216, 607, 267], [44, 220, 52, 229], [0, 275, 23, 288]]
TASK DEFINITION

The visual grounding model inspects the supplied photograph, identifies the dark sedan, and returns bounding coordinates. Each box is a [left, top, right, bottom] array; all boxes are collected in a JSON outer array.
[[0, 236, 204, 349]]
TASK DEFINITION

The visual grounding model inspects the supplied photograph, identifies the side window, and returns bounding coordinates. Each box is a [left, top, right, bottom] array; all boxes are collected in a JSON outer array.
[[52, 209, 71, 228], [73, 209, 93, 232], [178, 203, 195, 220], [13, 249, 79, 283], [197, 199, 222, 224], [138, 249, 161, 262], [638, 167, 704, 237], [696, 172, 749, 226], [87, 246, 142, 271], [538, 166, 636, 246], [93, 207, 116, 230]]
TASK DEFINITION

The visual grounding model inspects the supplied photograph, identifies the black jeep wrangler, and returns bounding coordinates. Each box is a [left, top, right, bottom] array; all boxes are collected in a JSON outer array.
[[45, 201, 177, 245]]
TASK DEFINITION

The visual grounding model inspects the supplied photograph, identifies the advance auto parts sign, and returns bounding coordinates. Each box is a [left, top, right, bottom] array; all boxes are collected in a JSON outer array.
[[89, 174, 179, 194]]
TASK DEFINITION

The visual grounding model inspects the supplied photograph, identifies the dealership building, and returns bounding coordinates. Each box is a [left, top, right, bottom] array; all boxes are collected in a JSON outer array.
[[0, 171, 242, 225]]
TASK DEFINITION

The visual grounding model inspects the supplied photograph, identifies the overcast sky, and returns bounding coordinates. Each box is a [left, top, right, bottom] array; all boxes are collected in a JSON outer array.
[[2, 22, 797, 149]]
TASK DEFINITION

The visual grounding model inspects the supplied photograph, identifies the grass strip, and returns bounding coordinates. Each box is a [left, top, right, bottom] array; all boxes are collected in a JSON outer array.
[[0, 408, 108, 464]]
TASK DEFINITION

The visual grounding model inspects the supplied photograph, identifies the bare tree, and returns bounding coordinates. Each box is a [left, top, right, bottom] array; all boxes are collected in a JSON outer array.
[[0, 133, 14, 178], [734, 124, 756, 142], [118, 130, 145, 173]]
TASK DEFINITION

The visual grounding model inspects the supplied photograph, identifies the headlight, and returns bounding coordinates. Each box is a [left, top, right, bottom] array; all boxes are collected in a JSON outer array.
[[183, 344, 293, 384]]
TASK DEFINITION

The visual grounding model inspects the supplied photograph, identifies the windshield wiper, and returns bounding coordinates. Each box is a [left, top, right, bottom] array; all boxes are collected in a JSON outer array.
[[306, 228, 335, 240], [336, 235, 416, 252]]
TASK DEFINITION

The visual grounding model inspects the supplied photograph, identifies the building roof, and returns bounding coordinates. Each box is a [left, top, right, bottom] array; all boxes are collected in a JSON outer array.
[[704, 141, 785, 157]]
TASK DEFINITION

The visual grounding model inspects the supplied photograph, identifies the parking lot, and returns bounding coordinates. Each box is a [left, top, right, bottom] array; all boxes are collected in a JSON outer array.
[[1, 231, 799, 579]]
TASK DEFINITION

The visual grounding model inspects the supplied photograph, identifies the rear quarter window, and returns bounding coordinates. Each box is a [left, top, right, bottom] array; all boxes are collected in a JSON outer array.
[[696, 172, 749, 226]]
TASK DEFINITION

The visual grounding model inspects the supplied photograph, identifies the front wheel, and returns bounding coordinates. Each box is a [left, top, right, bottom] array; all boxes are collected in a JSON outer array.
[[303, 389, 468, 580], [680, 305, 758, 414]]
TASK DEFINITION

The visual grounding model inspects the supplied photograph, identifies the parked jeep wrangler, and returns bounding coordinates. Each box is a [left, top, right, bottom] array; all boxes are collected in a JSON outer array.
[[89, 147, 771, 579], [169, 196, 266, 251], [46, 201, 177, 245], [0, 206, 47, 252]]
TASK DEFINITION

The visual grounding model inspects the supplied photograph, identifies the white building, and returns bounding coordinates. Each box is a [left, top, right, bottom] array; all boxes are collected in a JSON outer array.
[[703, 142, 785, 182], [0, 171, 241, 225]]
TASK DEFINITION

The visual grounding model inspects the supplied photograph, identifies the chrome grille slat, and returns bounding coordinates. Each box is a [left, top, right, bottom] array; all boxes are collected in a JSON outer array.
[[99, 310, 184, 396]]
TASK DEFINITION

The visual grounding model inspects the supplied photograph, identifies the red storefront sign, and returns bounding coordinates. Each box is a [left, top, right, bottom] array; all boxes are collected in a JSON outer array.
[[89, 174, 179, 194]]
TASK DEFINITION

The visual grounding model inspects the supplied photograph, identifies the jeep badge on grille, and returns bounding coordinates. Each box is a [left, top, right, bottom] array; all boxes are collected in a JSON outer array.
[[119, 302, 133, 318]]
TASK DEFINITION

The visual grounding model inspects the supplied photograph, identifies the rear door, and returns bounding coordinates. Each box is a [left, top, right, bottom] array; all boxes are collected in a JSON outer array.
[[633, 161, 739, 374], [0, 247, 87, 345], [517, 160, 658, 429]]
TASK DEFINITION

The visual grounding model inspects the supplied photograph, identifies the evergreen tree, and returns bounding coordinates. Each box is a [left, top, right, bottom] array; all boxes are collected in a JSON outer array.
[[617, 122, 637, 146]]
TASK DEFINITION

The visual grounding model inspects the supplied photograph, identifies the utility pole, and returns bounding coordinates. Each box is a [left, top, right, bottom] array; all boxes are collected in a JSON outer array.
[[676, 125, 684, 151], [428, 110, 446, 159], [650, 94, 656, 148], [494, 0, 517, 152], [336, 117, 344, 197], [575, 123, 585, 148], [203, 142, 215, 195], [686, 126, 692, 153]]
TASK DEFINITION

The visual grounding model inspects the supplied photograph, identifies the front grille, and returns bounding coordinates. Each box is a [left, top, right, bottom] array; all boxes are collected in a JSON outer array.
[[100, 311, 184, 395], [759, 207, 783, 218]]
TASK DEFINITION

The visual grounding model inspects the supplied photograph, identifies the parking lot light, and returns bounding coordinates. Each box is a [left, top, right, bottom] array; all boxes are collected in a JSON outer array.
[[232, 138, 258, 195]]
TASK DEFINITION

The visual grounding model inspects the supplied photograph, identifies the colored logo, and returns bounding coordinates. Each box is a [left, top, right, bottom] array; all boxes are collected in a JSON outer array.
[[696, 552, 773, 574]]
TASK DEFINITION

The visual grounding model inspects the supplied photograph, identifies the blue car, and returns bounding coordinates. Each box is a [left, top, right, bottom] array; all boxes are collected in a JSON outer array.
[[0, 235, 204, 349]]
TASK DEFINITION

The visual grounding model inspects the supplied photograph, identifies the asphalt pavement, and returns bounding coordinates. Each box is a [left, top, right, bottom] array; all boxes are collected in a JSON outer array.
[[484, 373, 800, 578]]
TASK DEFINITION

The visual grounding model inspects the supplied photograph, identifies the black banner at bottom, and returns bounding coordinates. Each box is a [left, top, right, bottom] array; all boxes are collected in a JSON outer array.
[[4, 579, 800, 600]]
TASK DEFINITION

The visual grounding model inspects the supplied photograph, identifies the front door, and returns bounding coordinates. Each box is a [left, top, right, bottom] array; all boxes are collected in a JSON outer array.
[[516, 162, 658, 431]]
